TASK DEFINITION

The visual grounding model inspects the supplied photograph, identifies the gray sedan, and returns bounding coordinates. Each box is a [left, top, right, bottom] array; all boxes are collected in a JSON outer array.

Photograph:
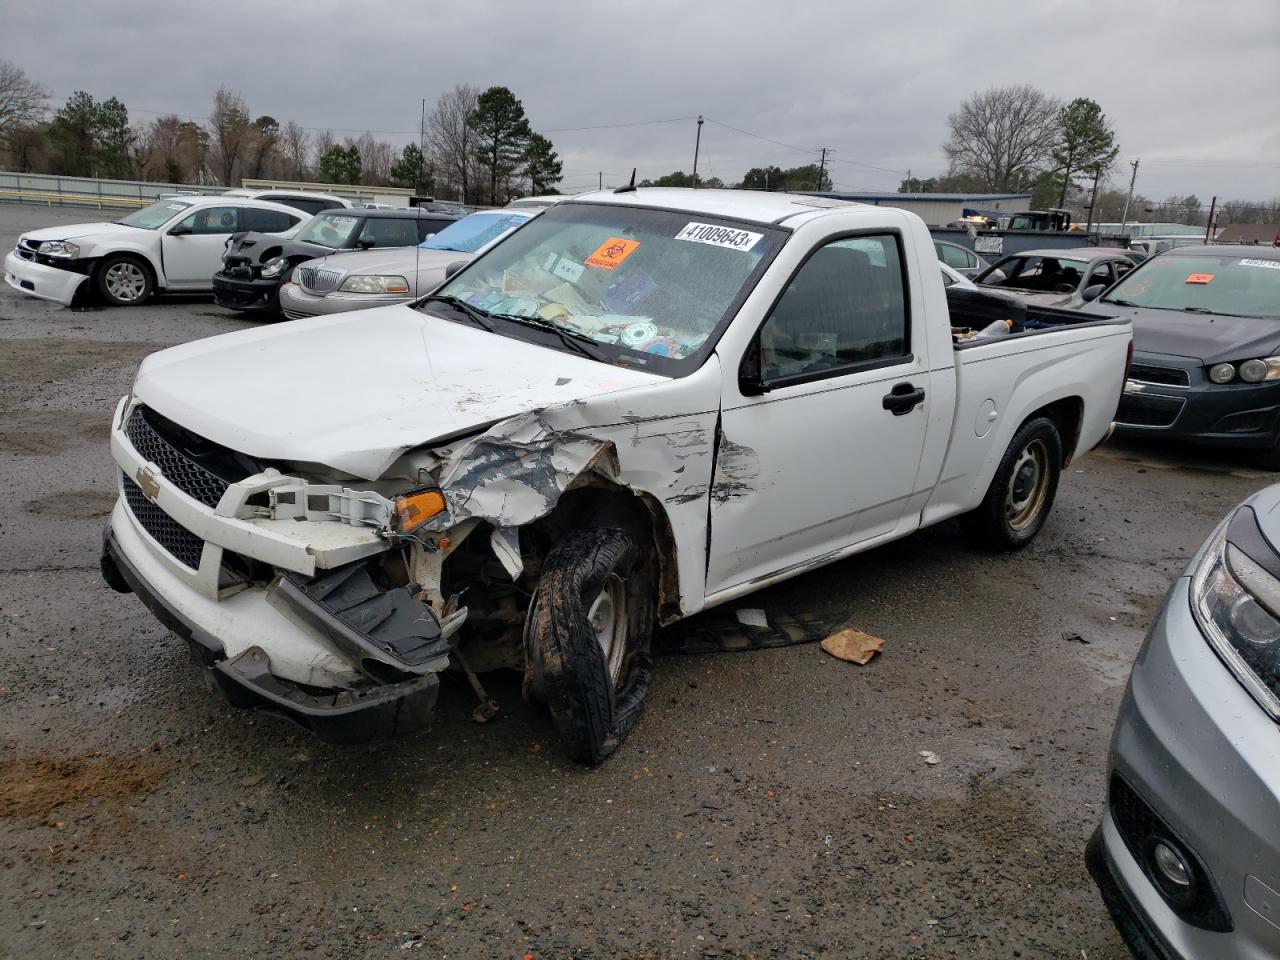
[[1088, 483, 1280, 959], [975, 247, 1139, 308]]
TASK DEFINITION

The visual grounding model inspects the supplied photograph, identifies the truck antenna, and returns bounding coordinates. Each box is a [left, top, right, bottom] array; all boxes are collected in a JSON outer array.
[[614, 169, 637, 194]]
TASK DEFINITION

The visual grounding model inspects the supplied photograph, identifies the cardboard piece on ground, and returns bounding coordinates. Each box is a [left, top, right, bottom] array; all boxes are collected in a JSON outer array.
[[820, 628, 884, 665]]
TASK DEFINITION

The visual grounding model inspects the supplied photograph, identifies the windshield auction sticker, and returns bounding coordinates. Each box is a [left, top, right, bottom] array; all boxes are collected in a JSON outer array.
[[585, 238, 640, 270], [1241, 259, 1280, 270], [1185, 273, 1214, 284], [675, 222, 763, 251]]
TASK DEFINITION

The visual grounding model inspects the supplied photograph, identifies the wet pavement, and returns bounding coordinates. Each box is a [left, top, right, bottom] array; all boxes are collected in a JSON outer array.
[[0, 202, 1270, 958]]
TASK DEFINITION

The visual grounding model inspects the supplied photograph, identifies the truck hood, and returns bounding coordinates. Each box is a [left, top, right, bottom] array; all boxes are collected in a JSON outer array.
[[20, 221, 143, 244], [131, 304, 664, 480], [1115, 304, 1280, 363]]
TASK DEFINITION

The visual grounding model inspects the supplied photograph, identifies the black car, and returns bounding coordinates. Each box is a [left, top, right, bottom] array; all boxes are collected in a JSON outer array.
[[212, 207, 458, 314], [1082, 245, 1280, 466]]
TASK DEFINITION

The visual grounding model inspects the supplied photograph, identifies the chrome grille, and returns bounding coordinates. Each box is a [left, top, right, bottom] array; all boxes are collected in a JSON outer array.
[[1128, 363, 1190, 388], [296, 266, 343, 294], [121, 473, 204, 570]]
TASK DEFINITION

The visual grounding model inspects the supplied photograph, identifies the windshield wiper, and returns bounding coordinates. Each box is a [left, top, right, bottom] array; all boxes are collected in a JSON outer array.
[[1106, 297, 1140, 307], [1183, 306, 1217, 315], [420, 294, 494, 331], [490, 313, 609, 362]]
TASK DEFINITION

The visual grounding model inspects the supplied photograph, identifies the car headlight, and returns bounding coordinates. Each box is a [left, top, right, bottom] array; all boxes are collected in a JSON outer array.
[[1208, 362, 1235, 384], [338, 274, 411, 295], [259, 257, 288, 279], [39, 240, 80, 258], [1237, 357, 1280, 383], [1191, 509, 1280, 718]]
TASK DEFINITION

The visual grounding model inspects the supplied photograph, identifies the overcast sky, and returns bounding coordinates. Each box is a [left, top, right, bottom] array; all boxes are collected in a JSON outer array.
[[6, 0, 1278, 200]]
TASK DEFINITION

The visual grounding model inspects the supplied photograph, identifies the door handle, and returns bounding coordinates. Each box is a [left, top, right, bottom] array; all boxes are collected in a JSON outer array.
[[882, 382, 925, 415]]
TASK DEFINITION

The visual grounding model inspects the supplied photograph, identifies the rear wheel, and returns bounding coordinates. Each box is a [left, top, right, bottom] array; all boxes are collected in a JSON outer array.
[[95, 254, 153, 306], [524, 527, 654, 765], [961, 417, 1062, 550]]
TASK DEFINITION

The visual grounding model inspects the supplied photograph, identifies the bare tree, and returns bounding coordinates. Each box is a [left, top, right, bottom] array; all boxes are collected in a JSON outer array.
[[0, 60, 49, 161], [426, 84, 479, 203], [943, 85, 1062, 192], [208, 87, 251, 186], [281, 121, 311, 180], [356, 132, 395, 185]]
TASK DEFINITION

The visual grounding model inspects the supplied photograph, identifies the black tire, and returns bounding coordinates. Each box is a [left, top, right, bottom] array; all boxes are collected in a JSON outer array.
[[961, 416, 1062, 550], [524, 527, 654, 765], [94, 254, 154, 306]]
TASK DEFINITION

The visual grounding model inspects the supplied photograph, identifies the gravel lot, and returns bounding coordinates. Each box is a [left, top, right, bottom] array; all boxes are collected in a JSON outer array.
[[0, 201, 1270, 959]]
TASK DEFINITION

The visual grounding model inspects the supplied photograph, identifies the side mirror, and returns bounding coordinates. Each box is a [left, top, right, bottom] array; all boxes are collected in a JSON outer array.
[[1082, 284, 1106, 302], [356, 236, 376, 249], [168, 223, 191, 236], [444, 259, 467, 280], [738, 338, 768, 397]]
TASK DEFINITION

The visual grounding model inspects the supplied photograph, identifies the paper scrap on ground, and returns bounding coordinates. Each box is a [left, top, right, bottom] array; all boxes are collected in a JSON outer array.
[[820, 627, 884, 665], [735, 608, 769, 628]]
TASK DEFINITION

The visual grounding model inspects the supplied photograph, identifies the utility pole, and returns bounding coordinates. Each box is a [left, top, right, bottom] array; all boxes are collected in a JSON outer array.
[[598, 171, 602, 191], [1085, 164, 1103, 233], [1119, 158, 1139, 237], [1205, 195, 1218, 242], [691, 115, 704, 188], [905, 168, 911, 192], [419, 98, 427, 196], [817, 147, 829, 191]]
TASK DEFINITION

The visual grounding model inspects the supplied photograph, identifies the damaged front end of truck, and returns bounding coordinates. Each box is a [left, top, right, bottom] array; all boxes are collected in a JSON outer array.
[[101, 381, 699, 749]]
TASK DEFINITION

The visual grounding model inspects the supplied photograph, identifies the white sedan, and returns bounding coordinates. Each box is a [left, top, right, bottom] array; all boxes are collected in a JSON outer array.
[[4, 196, 309, 307]]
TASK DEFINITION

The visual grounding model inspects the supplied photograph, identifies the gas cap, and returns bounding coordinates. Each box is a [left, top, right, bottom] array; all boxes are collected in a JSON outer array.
[[975, 399, 998, 438]]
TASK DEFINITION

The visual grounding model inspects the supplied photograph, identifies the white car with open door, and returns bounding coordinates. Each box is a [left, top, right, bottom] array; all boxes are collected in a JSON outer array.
[[4, 196, 309, 307]]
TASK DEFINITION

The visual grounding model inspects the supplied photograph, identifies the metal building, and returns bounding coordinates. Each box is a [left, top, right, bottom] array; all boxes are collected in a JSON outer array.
[[800, 192, 1032, 226]]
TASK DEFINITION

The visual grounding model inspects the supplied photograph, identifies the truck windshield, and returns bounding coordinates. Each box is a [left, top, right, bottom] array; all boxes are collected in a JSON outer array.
[[425, 202, 785, 373], [118, 200, 192, 229], [293, 213, 360, 248], [1104, 254, 1280, 319], [420, 211, 531, 253]]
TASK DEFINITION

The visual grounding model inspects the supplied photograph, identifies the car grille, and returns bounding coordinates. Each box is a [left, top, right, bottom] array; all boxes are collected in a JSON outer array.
[[125, 407, 232, 508], [296, 266, 343, 294], [1128, 363, 1190, 388], [1117, 393, 1185, 427], [121, 473, 204, 570]]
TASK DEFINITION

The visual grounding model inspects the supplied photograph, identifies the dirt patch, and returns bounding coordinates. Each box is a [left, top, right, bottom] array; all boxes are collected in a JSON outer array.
[[26, 489, 117, 518], [0, 752, 170, 822], [0, 409, 114, 454], [0, 338, 165, 406]]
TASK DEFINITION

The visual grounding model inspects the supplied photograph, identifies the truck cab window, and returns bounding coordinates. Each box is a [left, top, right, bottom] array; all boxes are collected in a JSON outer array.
[[760, 235, 908, 381]]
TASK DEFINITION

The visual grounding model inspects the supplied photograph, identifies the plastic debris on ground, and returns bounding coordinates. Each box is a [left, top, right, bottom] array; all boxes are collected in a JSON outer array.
[[919, 750, 941, 765]]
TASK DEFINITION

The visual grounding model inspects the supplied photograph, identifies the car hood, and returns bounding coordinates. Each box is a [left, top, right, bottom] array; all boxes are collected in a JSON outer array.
[[20, 221, 145, 244], [1104, 303, 1280, 362], [131, 304, 664, 480], [310, 247, 469, 280], [978, 285, 1069, 307]]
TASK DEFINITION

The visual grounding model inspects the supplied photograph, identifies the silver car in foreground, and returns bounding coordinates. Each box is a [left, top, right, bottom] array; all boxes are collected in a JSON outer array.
[[1088, 484, 1280, 958]]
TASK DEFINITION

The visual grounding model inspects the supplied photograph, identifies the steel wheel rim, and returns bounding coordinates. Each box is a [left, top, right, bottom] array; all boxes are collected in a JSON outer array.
[[105, 262, 146, 302], [588, 573, 628, 686], [1006, 437, 1050, 531]]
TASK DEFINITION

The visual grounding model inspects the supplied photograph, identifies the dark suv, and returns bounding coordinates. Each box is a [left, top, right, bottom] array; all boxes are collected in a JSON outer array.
[[213, 207, 458, 315]]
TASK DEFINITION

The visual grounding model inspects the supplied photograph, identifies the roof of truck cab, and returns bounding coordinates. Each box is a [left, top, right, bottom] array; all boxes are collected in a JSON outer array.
[[563, 187, 865, 226]]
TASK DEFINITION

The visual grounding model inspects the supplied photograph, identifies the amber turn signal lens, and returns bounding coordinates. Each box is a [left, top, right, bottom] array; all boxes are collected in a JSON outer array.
[[395, 489, 446, 532]]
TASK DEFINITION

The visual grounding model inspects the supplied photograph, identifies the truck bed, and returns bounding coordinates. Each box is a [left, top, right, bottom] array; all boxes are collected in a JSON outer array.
[[946, 287, 1118, 346]]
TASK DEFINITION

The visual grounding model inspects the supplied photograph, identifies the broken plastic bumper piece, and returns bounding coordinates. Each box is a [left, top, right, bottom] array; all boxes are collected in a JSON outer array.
[[102, 522, 444, 743]]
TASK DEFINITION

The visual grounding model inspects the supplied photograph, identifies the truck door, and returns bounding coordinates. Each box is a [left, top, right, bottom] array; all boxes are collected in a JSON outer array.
[[705, 232, 931, 595], [161, 205, 242, 287]]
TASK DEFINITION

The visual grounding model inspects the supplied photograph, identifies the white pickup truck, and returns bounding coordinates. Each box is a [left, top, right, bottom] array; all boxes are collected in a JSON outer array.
[[100, 188, 1131, 763]]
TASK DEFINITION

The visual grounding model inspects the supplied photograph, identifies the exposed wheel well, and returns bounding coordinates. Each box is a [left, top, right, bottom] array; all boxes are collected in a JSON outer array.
[[1024, 396, 1084, 467]]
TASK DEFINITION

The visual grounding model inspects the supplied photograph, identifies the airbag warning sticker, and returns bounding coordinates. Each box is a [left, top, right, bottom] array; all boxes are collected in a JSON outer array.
[[585, 238, 640, 270], [1185, 273, 1214, 284], [675, 221, 763, 251]]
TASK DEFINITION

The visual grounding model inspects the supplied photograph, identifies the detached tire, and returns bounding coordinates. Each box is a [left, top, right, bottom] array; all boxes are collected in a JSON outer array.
[[95, 254, 154, 306], [525, 527, 654, 765], [961, 416, 1062, 550]]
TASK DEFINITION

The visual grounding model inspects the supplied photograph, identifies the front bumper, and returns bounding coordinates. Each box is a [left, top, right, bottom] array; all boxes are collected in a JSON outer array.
[[212, 272, 284, 313], [279, 281, 409, 319], [102, 521, 438, 743], [1116, 352, 1280, 449], [1089, 577, 1280, 959], [5, 249, 91, 305]]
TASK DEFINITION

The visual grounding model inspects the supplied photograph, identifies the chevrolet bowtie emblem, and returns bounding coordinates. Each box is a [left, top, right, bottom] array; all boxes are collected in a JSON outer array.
[[135, 466, 161, 501]]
